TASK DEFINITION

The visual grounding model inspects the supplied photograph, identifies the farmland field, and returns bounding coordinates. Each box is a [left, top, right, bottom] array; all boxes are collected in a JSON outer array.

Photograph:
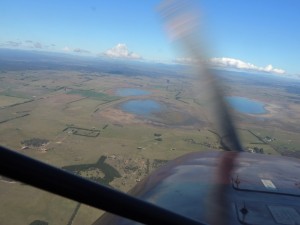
[[0, 50, 300, 225]]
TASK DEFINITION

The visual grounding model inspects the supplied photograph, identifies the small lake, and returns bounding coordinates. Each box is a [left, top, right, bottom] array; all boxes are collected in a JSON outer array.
[[116, 88, 151, 97], [225, 96, 266, 114], [121, 100, 163, 116]]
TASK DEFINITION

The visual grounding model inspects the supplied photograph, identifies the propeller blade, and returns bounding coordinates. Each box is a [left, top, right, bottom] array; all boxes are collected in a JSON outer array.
[[158, 0, 243, 152], [158, 1, 243, 224]]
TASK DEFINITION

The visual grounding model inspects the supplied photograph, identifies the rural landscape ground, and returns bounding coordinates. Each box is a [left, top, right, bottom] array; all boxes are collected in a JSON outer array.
[[0, 49, 300, 225]]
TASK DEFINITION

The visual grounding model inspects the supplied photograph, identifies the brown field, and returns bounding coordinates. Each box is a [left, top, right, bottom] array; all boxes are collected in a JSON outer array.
[[0, 67, 300, 225]]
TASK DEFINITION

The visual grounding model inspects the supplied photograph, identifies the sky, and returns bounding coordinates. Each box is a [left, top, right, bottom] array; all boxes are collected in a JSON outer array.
[[0, 0, 300, 76]]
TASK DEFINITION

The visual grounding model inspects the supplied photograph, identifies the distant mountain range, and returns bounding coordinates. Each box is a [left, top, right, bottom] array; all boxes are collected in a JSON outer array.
[[1, 48, 299, 90], [0, 48, 186, 78]]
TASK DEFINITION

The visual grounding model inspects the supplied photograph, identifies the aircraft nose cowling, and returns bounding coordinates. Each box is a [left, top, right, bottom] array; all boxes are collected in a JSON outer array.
[[93, 151, 300, 225]]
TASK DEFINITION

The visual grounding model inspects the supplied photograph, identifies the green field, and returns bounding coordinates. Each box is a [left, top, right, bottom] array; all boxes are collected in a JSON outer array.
[[0, 67, 300, 225]]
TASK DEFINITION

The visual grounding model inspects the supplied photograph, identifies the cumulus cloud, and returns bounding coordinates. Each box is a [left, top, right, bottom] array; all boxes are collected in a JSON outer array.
[[1, 39, 81, 53], [209, 57, 285, 74], [173, 57, 199, 64], [174, 56, 285, 74], [73, 48, 90, 53], [2, 40, 51, 50], [104, 43, 142, 59], [62, 46, 90, 54], [5, 41, 22, 47], [33, 42, 42, 49], [62, 46, 71, 52]]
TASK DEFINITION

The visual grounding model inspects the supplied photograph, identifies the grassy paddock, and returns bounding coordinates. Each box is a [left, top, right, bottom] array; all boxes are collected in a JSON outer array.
[[0, 68, 299, 225]]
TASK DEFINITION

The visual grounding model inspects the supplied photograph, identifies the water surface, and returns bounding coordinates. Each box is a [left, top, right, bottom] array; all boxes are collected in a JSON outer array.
[[121, 99, 163, 116], [225, 96, 266, 114]]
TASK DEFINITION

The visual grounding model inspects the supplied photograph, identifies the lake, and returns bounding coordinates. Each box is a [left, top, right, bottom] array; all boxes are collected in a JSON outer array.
[[121, 99, 164, 116], [116, 88, 151, 97], [225, 96, 266, 114]]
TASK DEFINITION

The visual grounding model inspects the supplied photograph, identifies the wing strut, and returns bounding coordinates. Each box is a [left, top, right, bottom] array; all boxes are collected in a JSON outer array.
[[0, 145, 206, 225]]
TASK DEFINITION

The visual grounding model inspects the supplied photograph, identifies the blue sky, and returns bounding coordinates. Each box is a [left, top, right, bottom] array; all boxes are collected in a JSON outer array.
[[1, 0, 299, 75]]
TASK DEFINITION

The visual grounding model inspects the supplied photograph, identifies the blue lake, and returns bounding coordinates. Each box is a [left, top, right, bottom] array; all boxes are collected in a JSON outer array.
[[116, 88, 151, 97], [225, 96, 266, 114], [121, 100, 163, 116]]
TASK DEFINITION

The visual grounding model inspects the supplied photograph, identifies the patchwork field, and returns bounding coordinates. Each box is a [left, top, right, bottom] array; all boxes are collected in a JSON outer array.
[[0, 56, 300, 225]]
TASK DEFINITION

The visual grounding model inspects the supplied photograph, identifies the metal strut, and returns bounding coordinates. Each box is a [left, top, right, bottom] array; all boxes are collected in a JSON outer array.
[[0, 145, 206, 225]]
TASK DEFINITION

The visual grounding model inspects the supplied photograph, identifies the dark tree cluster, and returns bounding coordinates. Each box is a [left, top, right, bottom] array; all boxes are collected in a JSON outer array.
[[21, 138, 49, 147]]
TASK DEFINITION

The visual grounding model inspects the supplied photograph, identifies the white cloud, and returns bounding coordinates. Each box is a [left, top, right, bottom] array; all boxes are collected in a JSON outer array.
[[2, 40, 46, 50], [3, 41, 22, 47], [209, 57, 285, 74], [173, 57, 199, 64], [33, 42, 42, 49], [73, 48, 90, 53], [62, 46, 71, 52], [62, 46, 90, 54], [104, 43, 142, 59], [173, 56, 285, 74]]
